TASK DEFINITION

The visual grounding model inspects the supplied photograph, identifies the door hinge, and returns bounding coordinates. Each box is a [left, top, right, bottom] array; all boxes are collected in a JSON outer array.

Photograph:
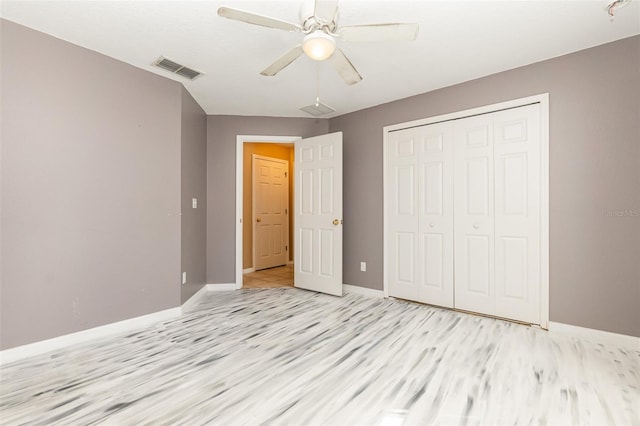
[[285, 209, 288, 214], [285, 245, 288, 251], [285, 172, 288, 178]]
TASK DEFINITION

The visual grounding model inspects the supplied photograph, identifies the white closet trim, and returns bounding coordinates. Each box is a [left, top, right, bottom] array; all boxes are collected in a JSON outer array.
[[382, 94, 549, 329]]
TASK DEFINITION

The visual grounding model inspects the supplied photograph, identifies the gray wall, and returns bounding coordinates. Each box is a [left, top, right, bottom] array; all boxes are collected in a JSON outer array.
[[0, 20, 186, 349], [180, 88, 208, 303], [329, 35, 640, 337], [206, 116, 329, 284]]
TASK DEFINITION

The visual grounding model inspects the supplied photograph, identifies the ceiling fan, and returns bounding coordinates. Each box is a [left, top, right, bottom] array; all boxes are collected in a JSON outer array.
[[217, 0, 419, 85]]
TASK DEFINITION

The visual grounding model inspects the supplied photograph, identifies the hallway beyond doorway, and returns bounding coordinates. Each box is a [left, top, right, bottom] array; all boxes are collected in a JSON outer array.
[[243, 265, 293, 288]]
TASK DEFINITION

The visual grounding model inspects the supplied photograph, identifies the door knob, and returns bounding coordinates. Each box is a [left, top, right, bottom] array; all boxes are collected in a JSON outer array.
[[256, 218, 262, 223], [429, 222, 435, 228], [333, 219, 340, 226], [473, 223, 479, 229]]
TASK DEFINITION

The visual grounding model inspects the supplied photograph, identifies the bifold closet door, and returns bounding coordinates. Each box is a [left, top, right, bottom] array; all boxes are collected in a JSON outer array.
[[493, 105, 541, 323], [388, 123, 454, 308], [454, 104, 541, 324]]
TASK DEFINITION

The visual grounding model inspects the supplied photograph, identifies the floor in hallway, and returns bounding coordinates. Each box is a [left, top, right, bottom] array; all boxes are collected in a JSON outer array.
[[243, 264, 293, 288], [1, 288, 638, 425]]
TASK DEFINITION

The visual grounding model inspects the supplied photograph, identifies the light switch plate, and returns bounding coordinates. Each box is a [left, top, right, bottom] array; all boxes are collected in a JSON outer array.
[[360, 262, 367, 272], [182, 272, 187, 284], [192, 198, 198, 209]]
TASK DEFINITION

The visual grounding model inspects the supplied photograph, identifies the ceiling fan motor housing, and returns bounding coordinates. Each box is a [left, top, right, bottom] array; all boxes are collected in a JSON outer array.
[[299, 0, 338, 33]]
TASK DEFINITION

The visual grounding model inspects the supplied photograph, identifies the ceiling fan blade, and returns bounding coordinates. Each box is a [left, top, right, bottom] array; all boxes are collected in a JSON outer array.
[[329, 48, 362, 85], [260, 45, 304, 76], [339, 23, 419, 42], [218, 7, 301, 32], [314, 0, 338, 23]]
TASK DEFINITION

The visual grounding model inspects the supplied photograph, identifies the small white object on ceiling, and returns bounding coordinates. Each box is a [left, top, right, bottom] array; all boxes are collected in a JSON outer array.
[[300, 100, 335, 116], [607, 0, 632, 16]]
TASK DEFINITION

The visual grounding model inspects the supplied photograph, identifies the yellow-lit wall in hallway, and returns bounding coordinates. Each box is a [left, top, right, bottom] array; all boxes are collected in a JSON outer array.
[[243, 143, 294, 269]]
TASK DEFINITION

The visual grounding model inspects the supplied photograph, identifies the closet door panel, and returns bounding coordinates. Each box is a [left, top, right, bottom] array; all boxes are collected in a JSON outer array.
[[494, 104, 541, 323], [388, 130, 420, 301], [418, 123, 454, 308], [454, 117, 495, 316]]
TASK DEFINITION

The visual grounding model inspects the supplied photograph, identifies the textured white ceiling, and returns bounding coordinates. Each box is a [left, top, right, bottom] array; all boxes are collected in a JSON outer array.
[[2, 1, 639, 117]]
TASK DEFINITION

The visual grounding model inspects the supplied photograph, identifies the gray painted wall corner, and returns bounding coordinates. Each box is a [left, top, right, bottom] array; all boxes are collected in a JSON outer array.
[[180, 87, 208, 304], [0, 20, 184, 349]]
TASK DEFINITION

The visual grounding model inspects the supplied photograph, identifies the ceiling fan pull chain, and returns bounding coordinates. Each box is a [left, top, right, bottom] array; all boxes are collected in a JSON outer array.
[[316, 63, 321, 106]]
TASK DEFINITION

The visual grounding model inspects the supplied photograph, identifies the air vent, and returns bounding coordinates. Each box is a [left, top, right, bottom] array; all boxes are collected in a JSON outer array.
[[154, 56, 203, 81], [300, 101, 335, 116]]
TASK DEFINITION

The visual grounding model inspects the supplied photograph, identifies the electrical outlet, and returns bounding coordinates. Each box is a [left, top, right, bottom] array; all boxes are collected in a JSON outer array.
[[360, 262, 367, 272], [182, 272, 187, 284]]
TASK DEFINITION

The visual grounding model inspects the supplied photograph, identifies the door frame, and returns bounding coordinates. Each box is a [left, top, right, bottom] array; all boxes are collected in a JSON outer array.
[[251, 154, 290, 271], [382, 94, 550, 328], [235, 135, 301, 289]]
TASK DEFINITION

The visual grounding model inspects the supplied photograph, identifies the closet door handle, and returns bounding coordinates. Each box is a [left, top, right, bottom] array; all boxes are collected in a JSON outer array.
[[473, 223, 479, 229], [429, 222, 435, 228]]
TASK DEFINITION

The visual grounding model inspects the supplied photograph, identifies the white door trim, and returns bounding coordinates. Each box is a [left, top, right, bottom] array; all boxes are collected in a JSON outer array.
[[235, 135, 301, 290], [383, 94, 550, 328]]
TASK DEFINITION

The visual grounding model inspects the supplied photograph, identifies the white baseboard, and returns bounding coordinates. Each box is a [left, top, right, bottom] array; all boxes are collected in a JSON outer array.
[[181, 285, 209, 313], [242, 268, 255, 274], [0, 307, 181, 366], [548, 321, 640, 351], [343, 284, 385, 299], [207, 283, 237, 291]]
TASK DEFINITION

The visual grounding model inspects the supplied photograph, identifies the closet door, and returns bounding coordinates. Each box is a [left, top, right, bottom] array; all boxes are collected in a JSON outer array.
[[493, 104, 541, 324], [388, 128, 420, 301], [453, 116, 495, 316], [388, 123, 454, 307], [418, 123, 454, 307], [454, 104, 541, 324]]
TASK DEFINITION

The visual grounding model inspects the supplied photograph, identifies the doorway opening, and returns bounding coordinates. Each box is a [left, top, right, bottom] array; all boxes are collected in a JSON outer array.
[[235, 135, 301, 289], [243, 265, 294, 289]]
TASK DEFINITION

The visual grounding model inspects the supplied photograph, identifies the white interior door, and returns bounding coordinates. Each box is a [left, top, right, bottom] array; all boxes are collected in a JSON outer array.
[[388, 123, 454, 307], [253, 155, 289, 270], [294, 132, 343, 296]]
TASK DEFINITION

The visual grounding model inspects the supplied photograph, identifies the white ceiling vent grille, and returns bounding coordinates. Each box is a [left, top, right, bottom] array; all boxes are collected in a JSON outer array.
[[300, 101, 335, 116], [154, 56, 203, 81]]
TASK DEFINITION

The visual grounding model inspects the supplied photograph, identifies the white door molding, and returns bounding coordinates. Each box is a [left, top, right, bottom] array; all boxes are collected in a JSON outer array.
[[235, 135, 300, 290], [383, 94, 550, 328]]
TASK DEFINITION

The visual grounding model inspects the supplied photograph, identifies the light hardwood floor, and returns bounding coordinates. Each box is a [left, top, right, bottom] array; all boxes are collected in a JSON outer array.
[[1, 288, 638, 425]]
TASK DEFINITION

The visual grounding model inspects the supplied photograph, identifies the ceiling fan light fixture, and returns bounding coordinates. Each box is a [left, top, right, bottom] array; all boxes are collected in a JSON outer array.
[[303, 31, 336, 61]]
